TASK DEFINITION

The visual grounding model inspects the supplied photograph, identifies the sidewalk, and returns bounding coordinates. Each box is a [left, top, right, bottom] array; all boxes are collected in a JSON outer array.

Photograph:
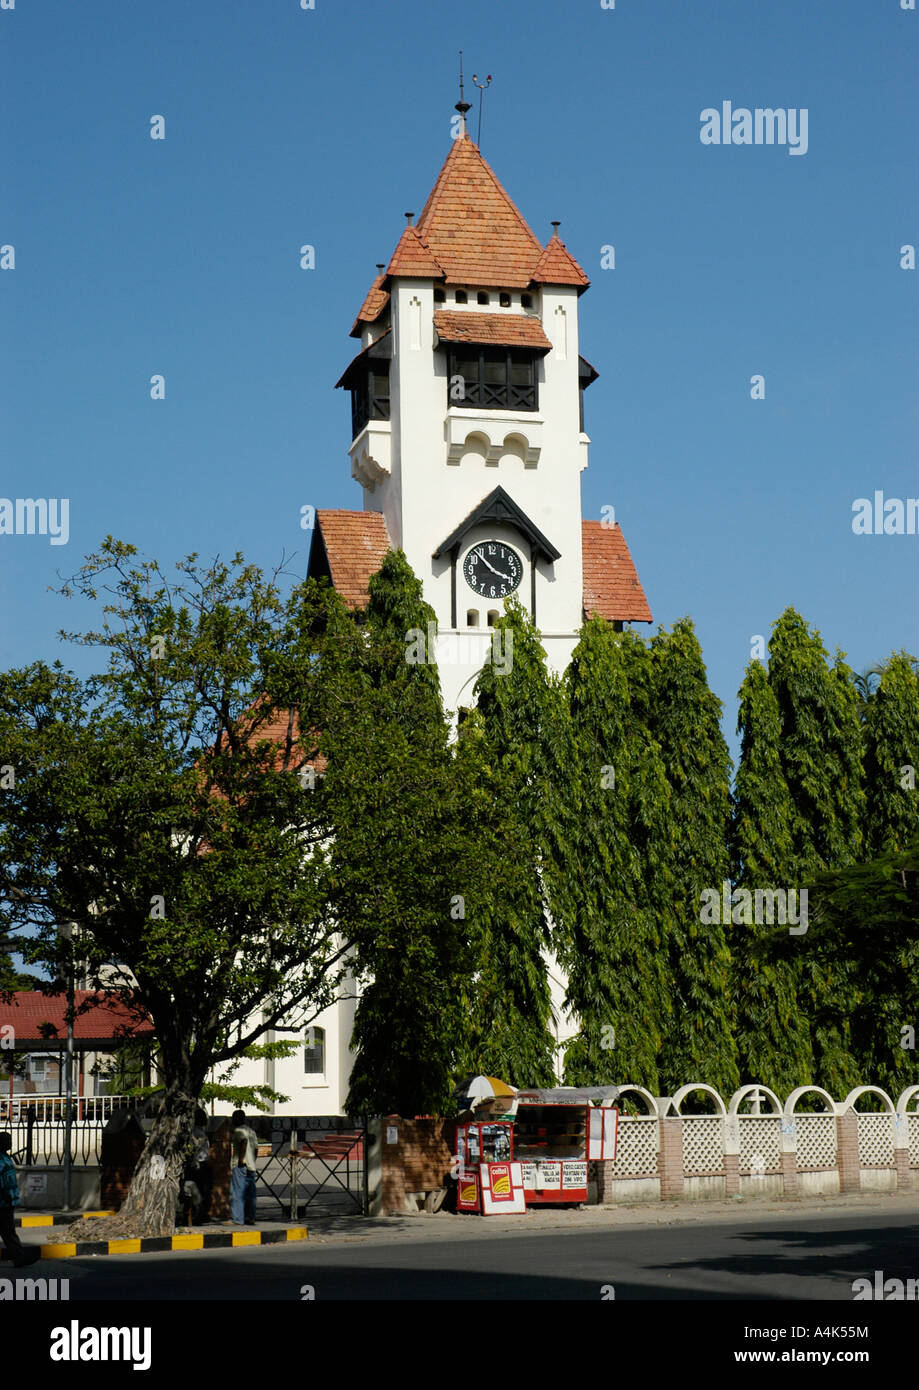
[[300, 1188, 919, 1245]]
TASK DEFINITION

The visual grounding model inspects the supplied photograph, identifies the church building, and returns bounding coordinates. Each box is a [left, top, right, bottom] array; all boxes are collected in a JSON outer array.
[[226, 107, 653, 1115], [307, 104, 651, 715]]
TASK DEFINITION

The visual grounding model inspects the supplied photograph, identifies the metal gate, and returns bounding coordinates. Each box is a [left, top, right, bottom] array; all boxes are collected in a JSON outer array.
[[253, 1115, 367, 1218]]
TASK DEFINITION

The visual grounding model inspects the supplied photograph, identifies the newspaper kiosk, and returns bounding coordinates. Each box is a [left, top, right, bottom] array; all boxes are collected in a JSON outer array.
[[454, 1119, 526, 1215], [513, 1087, 619, 1207]]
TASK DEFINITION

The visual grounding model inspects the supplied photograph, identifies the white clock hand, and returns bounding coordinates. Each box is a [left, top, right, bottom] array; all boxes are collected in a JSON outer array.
[[477, 554, 507, 578]]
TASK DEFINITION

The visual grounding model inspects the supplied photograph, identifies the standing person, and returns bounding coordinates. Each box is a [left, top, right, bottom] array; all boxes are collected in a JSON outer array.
[[229, 1110, 258, 1226], [0, 1132, 40, 1267], [188, 1108, 212, 1225]]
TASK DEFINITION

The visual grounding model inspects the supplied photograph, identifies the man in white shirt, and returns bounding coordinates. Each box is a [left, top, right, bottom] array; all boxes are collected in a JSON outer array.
[[229, 1110, 259, 1225]]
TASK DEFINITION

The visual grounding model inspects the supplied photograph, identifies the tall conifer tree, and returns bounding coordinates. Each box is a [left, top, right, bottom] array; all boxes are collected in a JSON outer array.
[[862, 652, 919, 856], [457, 599, 558, 1086], [731, 658, 811, 1090], [552, 621, 670, 1090], [322, 551, 481, 1116], [645, 620, 738, 1094]]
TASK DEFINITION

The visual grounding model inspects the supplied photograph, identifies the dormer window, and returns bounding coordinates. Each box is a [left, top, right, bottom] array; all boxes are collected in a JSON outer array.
[[336, 332, 393, 440], [447, 347, 538, 411], [455, 290, 468, 304], [477, 292, 490, 305]]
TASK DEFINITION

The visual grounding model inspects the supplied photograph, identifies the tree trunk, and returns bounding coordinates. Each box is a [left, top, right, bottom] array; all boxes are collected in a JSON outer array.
[[65, 1078, 200, 1241]]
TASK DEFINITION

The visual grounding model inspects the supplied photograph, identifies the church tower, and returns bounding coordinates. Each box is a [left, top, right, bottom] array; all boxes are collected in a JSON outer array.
[[309, 108, 651, 712]]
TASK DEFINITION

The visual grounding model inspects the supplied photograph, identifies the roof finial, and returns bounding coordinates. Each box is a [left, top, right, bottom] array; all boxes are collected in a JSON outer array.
[[472, 72, 492, 148], [455, 49, 471, 137]]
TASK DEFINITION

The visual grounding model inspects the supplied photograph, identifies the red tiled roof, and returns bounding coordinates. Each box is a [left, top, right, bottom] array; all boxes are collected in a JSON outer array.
[[0, 990, 154, 1047], [433, 310, 551, 351], [309, 510, 650, 627], [531, 231, 590, 290], [415, 136, 545, 288], [581, 521, 652, 623], [313, 510, 392, 610], [386, 225, 445, 279], [351, 136, 591, 335], [350, 272, 390, 338]]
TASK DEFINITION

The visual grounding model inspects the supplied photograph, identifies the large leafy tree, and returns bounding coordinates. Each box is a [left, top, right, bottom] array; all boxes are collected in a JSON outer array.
[[552, 622, 670, 1090], [644, 620, 737, 1095], [455, 598, 558, 1087], [861, 652, 919, 856], [0, 540, 350, 1237], [808, 838, 919, 1094], [324, 550, 483, 1116]]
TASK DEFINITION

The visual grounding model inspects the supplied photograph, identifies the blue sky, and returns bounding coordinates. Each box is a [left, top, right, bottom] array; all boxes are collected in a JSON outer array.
[[2, 0, 917, 762]]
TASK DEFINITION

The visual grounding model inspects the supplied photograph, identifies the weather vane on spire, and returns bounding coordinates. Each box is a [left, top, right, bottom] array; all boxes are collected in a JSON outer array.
[[471, 71, 492, 148]]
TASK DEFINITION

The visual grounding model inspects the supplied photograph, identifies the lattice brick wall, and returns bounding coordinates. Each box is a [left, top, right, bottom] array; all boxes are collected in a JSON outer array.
[[795, 1114, 837, 1169], [682, 1116, 724, 1174], [908, 1113, 919, 1167], [606, 1117, 659, 1177], [857, 1112, 895, 1166], [738, 1116, 781, 1172]]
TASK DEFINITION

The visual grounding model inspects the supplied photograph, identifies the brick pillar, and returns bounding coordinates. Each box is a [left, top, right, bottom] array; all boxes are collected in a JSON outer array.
[[780, 1152, 798, 1194], [658, 1117, 684, 1200], [723, 1114, 739, 1196], [724, 1153, 740, 1195], [894, 1112, 912, 1192], [836, 1111, 861, 1194], [595, 1159, 615, 1204]]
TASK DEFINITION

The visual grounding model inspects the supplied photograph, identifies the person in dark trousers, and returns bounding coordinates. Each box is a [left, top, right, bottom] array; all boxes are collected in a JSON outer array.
[[229, 1109, 259, 1225], [181, 1108, 213, 1225], [0, 1132, 40, 1267]]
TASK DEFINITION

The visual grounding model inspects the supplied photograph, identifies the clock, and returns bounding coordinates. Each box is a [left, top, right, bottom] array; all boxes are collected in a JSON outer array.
[[463, 541, 523, 599]]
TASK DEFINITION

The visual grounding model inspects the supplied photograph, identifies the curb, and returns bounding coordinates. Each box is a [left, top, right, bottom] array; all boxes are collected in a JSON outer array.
[[39, 1226, 308, 1258], [16, 1211, 112, 1229]]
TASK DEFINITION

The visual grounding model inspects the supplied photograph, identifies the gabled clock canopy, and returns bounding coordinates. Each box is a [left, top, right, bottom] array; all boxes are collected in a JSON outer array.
[[432, 485, 561, 563]]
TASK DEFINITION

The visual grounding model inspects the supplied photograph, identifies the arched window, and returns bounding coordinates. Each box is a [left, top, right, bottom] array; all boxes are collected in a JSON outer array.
[[477, 291, 490, 305], [304, 1026, 325, 1076], [487, 610, 500, 627], [466, 609, 480, 627], [455, 289, 468, 304]]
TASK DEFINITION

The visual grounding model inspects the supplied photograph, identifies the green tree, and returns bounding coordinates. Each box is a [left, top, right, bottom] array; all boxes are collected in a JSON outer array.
[[645, 620, 738, 1094], [731, 610, 865, 1093], [0, 541, 350, 1237], [323, 550, 482, 1116], [456, 599, 558, 1087], [731, 658, 813, 1090], [552, 622, 670, 1090], [809, 838, 919, 1094], [861, 652, 919, 856]]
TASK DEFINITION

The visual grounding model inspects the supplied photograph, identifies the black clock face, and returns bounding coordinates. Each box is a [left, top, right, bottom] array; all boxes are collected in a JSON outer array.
[[463, 541, 523, 599]]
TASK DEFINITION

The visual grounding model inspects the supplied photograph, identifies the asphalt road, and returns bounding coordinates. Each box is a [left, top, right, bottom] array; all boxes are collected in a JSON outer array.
[[25, 1197, 919, 1301]]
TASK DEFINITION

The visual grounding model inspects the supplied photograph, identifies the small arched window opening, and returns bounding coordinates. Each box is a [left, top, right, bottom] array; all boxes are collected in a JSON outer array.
[[434, 287, 446, 303], [304, 1026, 325, 1076], [521, 293, 533, 310], [499, 292, 511, 308], [466, 609, 480, 627], [455, 289, 468, 304], [487, 610, 500, 627], [477, 291, 490, 305]]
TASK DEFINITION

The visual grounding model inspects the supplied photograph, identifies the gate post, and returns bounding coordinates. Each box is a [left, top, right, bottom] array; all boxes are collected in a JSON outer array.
[[365, 1116, 383, 1217]]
